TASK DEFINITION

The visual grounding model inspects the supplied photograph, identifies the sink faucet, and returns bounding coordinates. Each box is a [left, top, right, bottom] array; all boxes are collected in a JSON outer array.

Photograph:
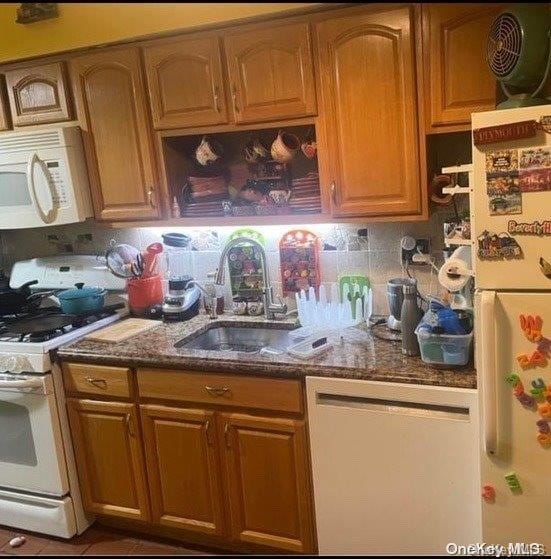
[[215, 237, 287, 320]]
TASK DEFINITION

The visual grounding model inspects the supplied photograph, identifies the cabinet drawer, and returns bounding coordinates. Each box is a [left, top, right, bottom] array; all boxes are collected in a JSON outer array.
[[63, 363, 133, 399], [137, 369, 303, 414]]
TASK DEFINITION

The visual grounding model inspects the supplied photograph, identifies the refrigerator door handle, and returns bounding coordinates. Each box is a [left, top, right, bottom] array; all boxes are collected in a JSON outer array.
[[481, 291, 498, 456]]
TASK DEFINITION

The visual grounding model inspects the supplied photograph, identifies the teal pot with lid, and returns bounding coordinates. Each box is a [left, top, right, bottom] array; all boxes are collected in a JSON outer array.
[[57, 283, 106, 315]]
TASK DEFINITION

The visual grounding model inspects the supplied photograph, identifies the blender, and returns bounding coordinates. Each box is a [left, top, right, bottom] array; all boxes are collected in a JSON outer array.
[[161, 233, 201, 321]]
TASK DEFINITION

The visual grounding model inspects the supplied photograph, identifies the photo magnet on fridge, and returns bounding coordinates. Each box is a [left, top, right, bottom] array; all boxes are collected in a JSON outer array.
[[486, 150, 522, 215], [519, 147, 551, 192], [477, 230, 523, 260]]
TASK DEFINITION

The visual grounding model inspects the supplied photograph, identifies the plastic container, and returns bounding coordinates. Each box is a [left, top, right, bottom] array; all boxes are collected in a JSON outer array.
[[287, 335, 333, 359], [415, 326, 473, 367]]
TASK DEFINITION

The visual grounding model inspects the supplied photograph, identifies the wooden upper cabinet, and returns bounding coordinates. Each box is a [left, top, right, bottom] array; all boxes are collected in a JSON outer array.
[[223, 21, 316, 123], [423, 3, 502, 132], [66, 399, 150, 521], [220, 413, 314, 553], [315, 5, 423, 218], [144, 35, 228, 130], [140, 405, 225, 537], [4, 62, 71, 126], [69, 47, 160, 221]]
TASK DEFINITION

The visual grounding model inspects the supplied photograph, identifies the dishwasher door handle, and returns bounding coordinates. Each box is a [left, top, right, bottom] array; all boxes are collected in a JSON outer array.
[[315, 392, 470, 420]]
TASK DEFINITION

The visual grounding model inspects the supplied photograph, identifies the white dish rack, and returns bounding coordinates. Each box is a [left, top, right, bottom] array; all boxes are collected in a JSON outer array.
[[292, 283, 372, 338]]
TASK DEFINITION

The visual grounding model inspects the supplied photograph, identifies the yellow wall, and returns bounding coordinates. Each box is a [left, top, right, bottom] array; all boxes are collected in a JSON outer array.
[[0, 3, 318, 63]]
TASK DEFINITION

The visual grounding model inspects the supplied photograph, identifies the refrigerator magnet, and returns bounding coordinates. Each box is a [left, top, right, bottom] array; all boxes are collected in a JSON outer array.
[[536, 419, 550, 434], [517, 392, 535, 408], [516, 351, 547, 369], [537, 336, 551, 354], [504, 472, 522, 491], [477, 231, 523, 260], [519, 147, 551, 192], [519, 314, 543, 342], [539, 257, 551, 280], [537, 402, 551, 419], [486, 150, 522, 215], [532, 378, 546, 391], [505, 372, 522, 387], [481, 485, 495, 503]]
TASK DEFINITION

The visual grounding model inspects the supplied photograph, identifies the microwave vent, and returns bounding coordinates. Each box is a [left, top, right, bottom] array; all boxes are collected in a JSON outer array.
[[0, 129, 64, 154]]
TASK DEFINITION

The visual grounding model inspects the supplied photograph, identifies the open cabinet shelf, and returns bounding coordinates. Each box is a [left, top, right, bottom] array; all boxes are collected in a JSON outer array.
[[159, 123, 323, 222]]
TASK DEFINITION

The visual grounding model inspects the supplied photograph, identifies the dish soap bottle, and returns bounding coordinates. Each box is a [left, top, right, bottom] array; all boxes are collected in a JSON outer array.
[[401, 282, 422, 356]]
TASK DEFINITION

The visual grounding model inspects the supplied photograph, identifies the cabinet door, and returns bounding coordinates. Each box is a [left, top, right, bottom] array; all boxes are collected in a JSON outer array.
[[315, 5, 423, 218], [220, 413, 314, 553], [224, 21, 316, 123], [5, 62, 72, 126], [424, 3, 502, 131], [66, 399, 149, 521], [144, 35, 228, 130], [141, 405, 225, 536], [69, 48, 160, 221]]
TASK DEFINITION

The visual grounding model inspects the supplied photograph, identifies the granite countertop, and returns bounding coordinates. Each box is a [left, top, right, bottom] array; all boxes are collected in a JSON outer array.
[[57, 314, 476, 389]]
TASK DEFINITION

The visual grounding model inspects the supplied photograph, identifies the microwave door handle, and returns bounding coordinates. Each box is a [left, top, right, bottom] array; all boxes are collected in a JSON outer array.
[[481, 291, 498, 456], [27, 152, 56, 224]]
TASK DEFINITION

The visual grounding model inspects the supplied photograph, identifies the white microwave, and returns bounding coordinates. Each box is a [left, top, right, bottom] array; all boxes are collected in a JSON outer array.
[[0, 126, 92, 229]]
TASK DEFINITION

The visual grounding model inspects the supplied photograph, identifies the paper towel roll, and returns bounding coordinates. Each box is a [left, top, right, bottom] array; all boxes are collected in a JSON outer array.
[[438, 247, 473, 292], [438, 258, 470, 291]]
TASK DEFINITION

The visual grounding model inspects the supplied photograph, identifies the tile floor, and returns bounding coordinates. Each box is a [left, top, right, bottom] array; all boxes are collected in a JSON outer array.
[[0, 525, 222, 556]]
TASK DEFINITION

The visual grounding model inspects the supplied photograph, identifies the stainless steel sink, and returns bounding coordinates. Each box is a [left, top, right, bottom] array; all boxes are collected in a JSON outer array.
[[175, 324, 295, 353]]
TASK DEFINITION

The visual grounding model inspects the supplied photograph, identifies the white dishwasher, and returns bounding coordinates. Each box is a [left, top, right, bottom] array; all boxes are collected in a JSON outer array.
[[306, 377, 481, 555]]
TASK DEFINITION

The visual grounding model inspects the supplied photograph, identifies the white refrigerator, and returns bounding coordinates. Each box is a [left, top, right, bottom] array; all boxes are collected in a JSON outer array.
[[472, 105, 551, 548]]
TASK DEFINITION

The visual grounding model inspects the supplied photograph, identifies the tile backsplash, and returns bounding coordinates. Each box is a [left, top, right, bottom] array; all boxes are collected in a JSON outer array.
[[0, 206, 460, 316]]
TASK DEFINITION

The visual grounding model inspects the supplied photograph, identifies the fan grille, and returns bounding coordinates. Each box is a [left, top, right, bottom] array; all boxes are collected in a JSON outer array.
[[487, 12, 523, 77]]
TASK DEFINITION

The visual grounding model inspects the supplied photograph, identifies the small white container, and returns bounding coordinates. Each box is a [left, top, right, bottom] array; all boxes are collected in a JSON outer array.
[[287, 335, 333, 359]]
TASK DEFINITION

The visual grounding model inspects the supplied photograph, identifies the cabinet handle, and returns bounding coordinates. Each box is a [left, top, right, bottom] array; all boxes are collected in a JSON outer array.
[[330, 181, 337, 204], [213, 85, 220, 112], [205, 385, 230, 397], [224, 422, 231, 448], [125, 414, 135, 437], [147, 187, 156, 209], [204, 419, 213, 445], [232, 84, 239, 113], [85, 377, 106, 389]]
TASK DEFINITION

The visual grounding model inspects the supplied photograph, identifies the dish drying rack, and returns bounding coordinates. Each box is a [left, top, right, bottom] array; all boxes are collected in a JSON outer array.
[[292, 283, 372, 339]]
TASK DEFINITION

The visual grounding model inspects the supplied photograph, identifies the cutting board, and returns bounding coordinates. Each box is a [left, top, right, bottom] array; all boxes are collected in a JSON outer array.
[[85, 318, 160, 343]]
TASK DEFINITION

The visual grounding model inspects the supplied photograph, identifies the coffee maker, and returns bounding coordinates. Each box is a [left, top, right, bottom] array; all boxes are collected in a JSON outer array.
[[386, 277, 418, 331], [161, 233, 201, 321]]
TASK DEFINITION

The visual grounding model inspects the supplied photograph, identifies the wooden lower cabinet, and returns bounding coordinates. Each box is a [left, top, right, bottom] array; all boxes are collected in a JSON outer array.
[[66, 399, 150, 521], [220, 413, 315, 553], [65, 365, 315, 553], [140, 405, 225, 536]]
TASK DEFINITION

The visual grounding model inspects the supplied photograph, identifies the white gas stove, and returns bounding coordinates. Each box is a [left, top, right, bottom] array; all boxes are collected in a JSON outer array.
[[0, 256, 127, 538]]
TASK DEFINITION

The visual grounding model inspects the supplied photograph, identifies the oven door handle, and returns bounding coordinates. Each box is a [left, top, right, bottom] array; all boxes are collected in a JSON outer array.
[[0, 378, 44, 389], [27, 152, 56, 224]]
